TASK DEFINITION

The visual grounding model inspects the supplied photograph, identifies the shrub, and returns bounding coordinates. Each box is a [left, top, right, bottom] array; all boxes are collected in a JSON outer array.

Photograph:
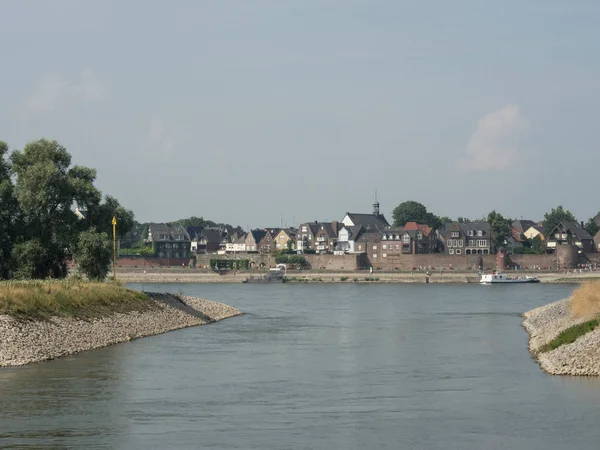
[[539, 319, 600, 353], [571, 281, 600, 319], [340, 276, 348, 281]]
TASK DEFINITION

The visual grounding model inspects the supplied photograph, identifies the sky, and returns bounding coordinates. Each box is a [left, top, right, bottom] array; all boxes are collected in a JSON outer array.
[[1, 0, 599, 228]]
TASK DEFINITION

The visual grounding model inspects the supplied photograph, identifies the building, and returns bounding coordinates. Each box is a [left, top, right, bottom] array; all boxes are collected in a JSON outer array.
[[595, 230, 600, 253], [145, 223, 191, 258], [545, 222, 594, 254], [245, 229, 267, 253], [226, 233, 247, 253], [190, 227, 228, 254], [274, 228, 297, 251], [336, 199, 390, 254], [524, 225, 545, 241], [441, 221, 492, 255], [314, 222, 340, 253], [258, 228, 281, 253]]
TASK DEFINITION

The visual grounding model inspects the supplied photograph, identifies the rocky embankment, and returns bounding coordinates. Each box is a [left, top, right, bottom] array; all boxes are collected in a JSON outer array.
[[0, 293, 242, 367], [523, 298, 600, 376]]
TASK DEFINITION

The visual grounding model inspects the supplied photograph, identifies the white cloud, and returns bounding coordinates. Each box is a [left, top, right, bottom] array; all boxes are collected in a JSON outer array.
[[19, 69, 108, 116], [142, 117, 182, 158], [458, 104, 529, 171]]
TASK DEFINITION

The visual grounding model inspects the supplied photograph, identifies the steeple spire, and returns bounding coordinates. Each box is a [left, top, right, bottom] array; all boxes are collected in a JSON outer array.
[[373, 189, 380, 216]]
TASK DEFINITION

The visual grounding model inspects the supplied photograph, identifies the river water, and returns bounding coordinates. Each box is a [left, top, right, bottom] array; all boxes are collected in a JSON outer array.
[[2, 283, 600, 449]]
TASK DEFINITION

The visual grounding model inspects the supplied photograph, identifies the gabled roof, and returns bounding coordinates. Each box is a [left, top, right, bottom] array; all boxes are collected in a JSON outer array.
[[344, 213, 389, 231], [233, 234, 247, 244], [549, 221, 593, 240], [341, 225, 365, 241], [441, 221, 490, 237], [147, 223, 190, 242], [404, 222, 433, 236], [186, 226, 204, 240], [355, 231, 381, 244], [315, 222, 337, 238], [248, 229, 267, 243], [201, 228, 223, 243], [512, 220, 538, 234]]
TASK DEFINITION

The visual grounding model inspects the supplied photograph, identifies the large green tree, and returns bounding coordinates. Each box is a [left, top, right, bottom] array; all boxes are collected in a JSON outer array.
[[392, 201, 441, 228], [543, 206, 576, 236], [7, 139, 133, 279], [0, 142, 19, 279], [487, 210, 512, 251]]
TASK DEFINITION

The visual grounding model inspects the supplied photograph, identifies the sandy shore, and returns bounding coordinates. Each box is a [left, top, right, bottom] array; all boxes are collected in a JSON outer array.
[[0, 293, 242, 367], [117, 270, 600, 284], [523, 298, 600, 376]]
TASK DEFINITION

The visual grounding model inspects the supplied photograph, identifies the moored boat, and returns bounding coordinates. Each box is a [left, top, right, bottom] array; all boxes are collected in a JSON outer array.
[[480, 271, 539, 285]]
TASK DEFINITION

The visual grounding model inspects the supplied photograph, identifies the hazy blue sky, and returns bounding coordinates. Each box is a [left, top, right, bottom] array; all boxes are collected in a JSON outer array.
[[1, 0, 599, 228]]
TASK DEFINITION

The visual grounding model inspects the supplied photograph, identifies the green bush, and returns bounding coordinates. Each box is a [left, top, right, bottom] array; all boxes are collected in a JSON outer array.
[[539, 319, 600, 353], [340, 276, 349, 281]]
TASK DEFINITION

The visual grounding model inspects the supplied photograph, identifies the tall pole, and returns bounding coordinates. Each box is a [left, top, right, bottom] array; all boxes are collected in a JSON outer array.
[[112, 216, 117, 285]]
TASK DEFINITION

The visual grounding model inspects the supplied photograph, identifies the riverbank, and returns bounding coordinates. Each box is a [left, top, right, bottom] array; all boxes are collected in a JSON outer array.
[[117, 270, 600, 284], [0, 292, 242, 367], [523, 296, 600, 376]]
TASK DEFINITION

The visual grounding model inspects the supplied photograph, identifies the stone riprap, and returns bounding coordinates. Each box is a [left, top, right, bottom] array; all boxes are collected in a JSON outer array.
[[0, 293, 242, 367], [523, 298, 600, 376]]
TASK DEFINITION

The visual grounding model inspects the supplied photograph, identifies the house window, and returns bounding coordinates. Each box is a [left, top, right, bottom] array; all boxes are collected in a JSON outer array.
[[383, 253, 387, 258], [302, 226, 307, 232], [373, 254, 377, 258], [452, 239, 457, 247], [468, 230, 474, 236], [451, 231, 459, 238], [468, 240, 474, 246], [447, 239, 452, 248], [449, 249, 454, 255], [477, 230, 483, 237], [458, 240, 463, 247], [373, 245, 378, 250], [358, 245, 362, 250], [403, 235, 410, 244], [456, 249, 461, 255], [383, 244, 387, 249], [396, 244, 400, 250], [382, 235, 387, 240]]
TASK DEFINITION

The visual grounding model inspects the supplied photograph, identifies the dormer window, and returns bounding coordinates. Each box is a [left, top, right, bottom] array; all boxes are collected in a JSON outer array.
[[477, 230, 483, 237], [468, 230, 474, 237], [382, 234, 387, 240], [451, 231, 459, 238], [403, 234, 411, 244]]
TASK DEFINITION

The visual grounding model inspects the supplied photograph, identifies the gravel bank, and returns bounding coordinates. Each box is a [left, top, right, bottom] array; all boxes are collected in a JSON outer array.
[[0, 293, 242, 367], [523, 298, 600, 376]]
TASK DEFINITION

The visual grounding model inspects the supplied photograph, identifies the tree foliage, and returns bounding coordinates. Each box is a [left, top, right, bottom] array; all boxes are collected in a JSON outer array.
[[487, 210, 512, 251], [585, 216, 600, 237], [543, 206, 576, 236], [0, 142, 19, 279], [173, 216, 244, 237], [75, 228, 112, 281], [0, 139, 134, 280], [392, 201, 441, 228]]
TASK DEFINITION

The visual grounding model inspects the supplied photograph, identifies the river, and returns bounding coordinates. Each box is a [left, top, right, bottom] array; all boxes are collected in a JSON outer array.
[[1, 283, 599, 449]]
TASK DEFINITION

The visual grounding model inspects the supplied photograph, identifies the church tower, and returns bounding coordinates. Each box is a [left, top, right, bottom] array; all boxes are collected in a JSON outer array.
[[373, 189, 380, 216]]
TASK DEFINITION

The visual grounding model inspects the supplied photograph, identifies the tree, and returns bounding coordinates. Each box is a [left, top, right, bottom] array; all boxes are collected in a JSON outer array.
[[439, 216, 452, 225], [392, 201, 441, 228], [75, 228, 112, 281], [585, 215, 600, 237], [543, 206, 576, 236], [0, 142, 19, 279], [487, 210, 512, 251], [7, 139, 133, 279], [457, 217, 472, 224]]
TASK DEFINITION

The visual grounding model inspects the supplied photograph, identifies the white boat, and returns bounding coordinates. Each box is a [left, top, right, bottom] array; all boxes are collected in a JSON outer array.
[[480, 271, 540, 285]]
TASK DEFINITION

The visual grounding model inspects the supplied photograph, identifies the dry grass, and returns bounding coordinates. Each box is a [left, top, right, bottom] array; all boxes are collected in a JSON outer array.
[[0, 280, 153, 320], [571, 281, 600, 319]]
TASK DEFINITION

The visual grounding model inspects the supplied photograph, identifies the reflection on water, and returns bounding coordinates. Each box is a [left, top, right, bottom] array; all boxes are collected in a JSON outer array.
[[1, 283, 599, 449]]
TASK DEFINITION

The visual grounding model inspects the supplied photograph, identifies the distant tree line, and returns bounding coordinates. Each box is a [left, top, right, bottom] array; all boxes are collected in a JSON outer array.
[[0, 139, 133, 281]]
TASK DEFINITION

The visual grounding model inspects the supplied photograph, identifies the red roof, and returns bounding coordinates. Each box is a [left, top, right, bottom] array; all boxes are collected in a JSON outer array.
[[404, 222, 433, 236]]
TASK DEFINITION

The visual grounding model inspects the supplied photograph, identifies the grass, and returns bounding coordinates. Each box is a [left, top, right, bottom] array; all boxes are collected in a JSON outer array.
[[539, 319, 600, 353], [0, 280, 153, 320]]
